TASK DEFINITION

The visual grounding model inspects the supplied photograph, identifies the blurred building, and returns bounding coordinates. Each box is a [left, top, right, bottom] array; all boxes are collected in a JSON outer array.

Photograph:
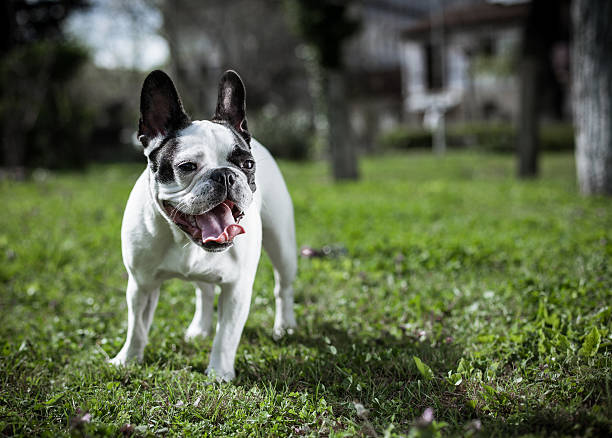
[[344, 0, 570, 148], [399, 0, 570, 126], [343, 0, 482, 149], [400, 1, 528, 124], [343, 0, 428, 150]]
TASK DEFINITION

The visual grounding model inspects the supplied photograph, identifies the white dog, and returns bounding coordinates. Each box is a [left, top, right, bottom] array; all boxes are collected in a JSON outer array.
[[110, 70, 297, 381]]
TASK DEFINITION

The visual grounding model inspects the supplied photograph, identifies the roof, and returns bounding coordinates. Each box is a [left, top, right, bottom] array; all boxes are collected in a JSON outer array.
[[361, 0, 431, 17], [402, 1, 529, 39]]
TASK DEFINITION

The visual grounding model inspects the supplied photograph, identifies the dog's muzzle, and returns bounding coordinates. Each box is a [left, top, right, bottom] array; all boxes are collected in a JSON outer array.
[[163, 199, 245, 251]]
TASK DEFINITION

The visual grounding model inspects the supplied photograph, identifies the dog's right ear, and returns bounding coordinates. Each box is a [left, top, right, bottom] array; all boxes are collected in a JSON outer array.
[[138, 70, 190, 148]]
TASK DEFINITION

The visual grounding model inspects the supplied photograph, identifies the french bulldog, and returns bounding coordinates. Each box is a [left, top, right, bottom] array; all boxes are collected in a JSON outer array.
[[110, 70, 297, 381]]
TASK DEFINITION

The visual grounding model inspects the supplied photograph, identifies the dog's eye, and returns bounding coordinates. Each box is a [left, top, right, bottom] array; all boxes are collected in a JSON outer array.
[[241, 160, 255, 170], [177, 162, 197, 172]]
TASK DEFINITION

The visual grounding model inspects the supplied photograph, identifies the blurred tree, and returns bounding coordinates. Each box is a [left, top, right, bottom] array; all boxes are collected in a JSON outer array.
[[1, 0, 87, 48], [572, 0, 612, 195], [0, 0, 90, 172], [154, 0, 309, 118], [287, 0, 360, 181], [516, 0, 568, 178]]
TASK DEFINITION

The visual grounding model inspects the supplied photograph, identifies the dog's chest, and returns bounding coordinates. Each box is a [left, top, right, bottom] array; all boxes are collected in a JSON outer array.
[[153, 242, 236, 283]]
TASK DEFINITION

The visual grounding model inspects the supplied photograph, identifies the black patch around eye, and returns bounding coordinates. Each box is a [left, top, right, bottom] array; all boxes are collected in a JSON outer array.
[[153, 137, 178, 184], [227, 145, 256, 191], [241, 159, 255, 170], [228, 148, 255, 171], [148, 147, 159, 173]]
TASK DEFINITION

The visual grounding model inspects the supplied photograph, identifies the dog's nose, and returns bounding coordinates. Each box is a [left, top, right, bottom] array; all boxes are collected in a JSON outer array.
[[210, 168, 236, 187]]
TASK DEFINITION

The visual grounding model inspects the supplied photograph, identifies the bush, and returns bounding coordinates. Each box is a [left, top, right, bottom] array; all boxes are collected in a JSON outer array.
[[250, 108, 313, 160], [377, 122, 575, 153], [448, 122, 516, 152], [540, 123, 575, 151], [377, 126, 432, 150]]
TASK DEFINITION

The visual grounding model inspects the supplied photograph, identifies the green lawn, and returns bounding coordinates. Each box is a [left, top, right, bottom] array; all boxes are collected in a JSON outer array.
[[0, 152, 610, 437]]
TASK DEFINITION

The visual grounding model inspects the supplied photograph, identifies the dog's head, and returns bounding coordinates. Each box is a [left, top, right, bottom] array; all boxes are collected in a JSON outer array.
[[137, 70, 256, 252]]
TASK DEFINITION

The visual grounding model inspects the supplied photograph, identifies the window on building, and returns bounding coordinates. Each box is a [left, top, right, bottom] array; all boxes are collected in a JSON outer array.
[[480, 36, 495, 56], [425, 42, 443, 90]]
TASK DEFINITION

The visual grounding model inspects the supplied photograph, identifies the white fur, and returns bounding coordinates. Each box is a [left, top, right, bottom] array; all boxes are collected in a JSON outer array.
[[110, 121, 297, 381]]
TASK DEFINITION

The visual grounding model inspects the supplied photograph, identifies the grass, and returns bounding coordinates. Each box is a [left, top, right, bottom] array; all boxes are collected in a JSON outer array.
[[0, 151, 611, 437]]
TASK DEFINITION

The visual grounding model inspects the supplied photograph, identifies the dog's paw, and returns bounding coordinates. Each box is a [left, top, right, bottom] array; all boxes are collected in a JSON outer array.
[[206, 366, 235, 382], [109, 349, 142, 366], [185, 324, 211, 341], [108, 354, 129, 367], [272, 320, 297, 341], [273, 306, 297, 340]]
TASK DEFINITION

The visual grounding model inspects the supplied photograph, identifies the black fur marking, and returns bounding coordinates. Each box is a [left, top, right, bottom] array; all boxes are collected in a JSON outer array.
[[148, 148, 159, 173], [149, 137, 179, 184], [138, 70, 191, 145], [228, 145, 256, 192], [147, 136, 172, 173]]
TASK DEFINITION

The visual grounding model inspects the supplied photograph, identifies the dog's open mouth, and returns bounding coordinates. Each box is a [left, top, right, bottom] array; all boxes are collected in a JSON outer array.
[[163, 200, 245, 250]]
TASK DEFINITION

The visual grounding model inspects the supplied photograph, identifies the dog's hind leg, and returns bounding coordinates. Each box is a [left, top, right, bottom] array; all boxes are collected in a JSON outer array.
[[272, 267, 297, 340], [264, 225, 297, 340], [259, 174, 297, 339], [185, 282, 216, 340], [253, 142, 297, 338]]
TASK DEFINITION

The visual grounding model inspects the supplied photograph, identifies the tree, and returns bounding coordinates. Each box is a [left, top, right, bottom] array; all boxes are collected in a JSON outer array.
[[516, 0, 541, 178], [0, 0, 90, 171], [516, 0, 570, 179], [139, 0, 313, 160], [287, 0, 360, 181], [571, 0, 612, 195], [156, 0, 308, 115]]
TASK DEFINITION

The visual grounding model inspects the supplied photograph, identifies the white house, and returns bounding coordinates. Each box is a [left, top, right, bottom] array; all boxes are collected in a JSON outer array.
[[400, 1, 529, 123]]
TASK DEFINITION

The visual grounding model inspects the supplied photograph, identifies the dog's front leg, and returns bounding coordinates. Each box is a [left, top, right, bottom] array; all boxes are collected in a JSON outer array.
[[185, 282, 215, 340], [206, 280, 253, 381], [110, 276, 160, 366]]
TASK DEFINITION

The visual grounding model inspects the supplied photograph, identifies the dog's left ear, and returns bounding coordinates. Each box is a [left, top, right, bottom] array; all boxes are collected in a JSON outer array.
[[138, 70, 190, 147], [213, 70, 250, 144]]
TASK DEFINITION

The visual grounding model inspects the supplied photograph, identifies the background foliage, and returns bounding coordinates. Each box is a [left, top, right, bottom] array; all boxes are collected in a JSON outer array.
[[377, 122, 575, 153]]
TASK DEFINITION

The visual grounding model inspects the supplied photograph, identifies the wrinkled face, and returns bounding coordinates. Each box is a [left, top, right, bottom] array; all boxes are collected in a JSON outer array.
[[146, 121, 256, 252], [137, 70, 255, 252]]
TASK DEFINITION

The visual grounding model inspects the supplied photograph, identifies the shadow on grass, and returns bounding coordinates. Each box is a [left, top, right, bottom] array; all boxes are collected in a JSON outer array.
[[230, 324, 610, 436], [142, 319, 610, 436], [233, 323, 472, 431]]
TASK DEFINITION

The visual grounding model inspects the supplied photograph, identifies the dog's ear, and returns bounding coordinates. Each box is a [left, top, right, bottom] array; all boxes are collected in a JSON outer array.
[[213, 70, 250, 144], [138, 70, 190, 147]]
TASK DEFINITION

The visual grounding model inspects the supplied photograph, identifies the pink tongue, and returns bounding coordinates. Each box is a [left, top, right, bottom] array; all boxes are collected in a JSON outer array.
[[195, 202, 245, 244]]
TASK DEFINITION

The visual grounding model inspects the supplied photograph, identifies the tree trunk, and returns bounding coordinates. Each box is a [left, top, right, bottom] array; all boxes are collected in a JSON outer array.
[[325, 69, 359, 181], [516, 0, 548, 178], [517, 56, 540, 177], [572, 0, 612, 195]]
